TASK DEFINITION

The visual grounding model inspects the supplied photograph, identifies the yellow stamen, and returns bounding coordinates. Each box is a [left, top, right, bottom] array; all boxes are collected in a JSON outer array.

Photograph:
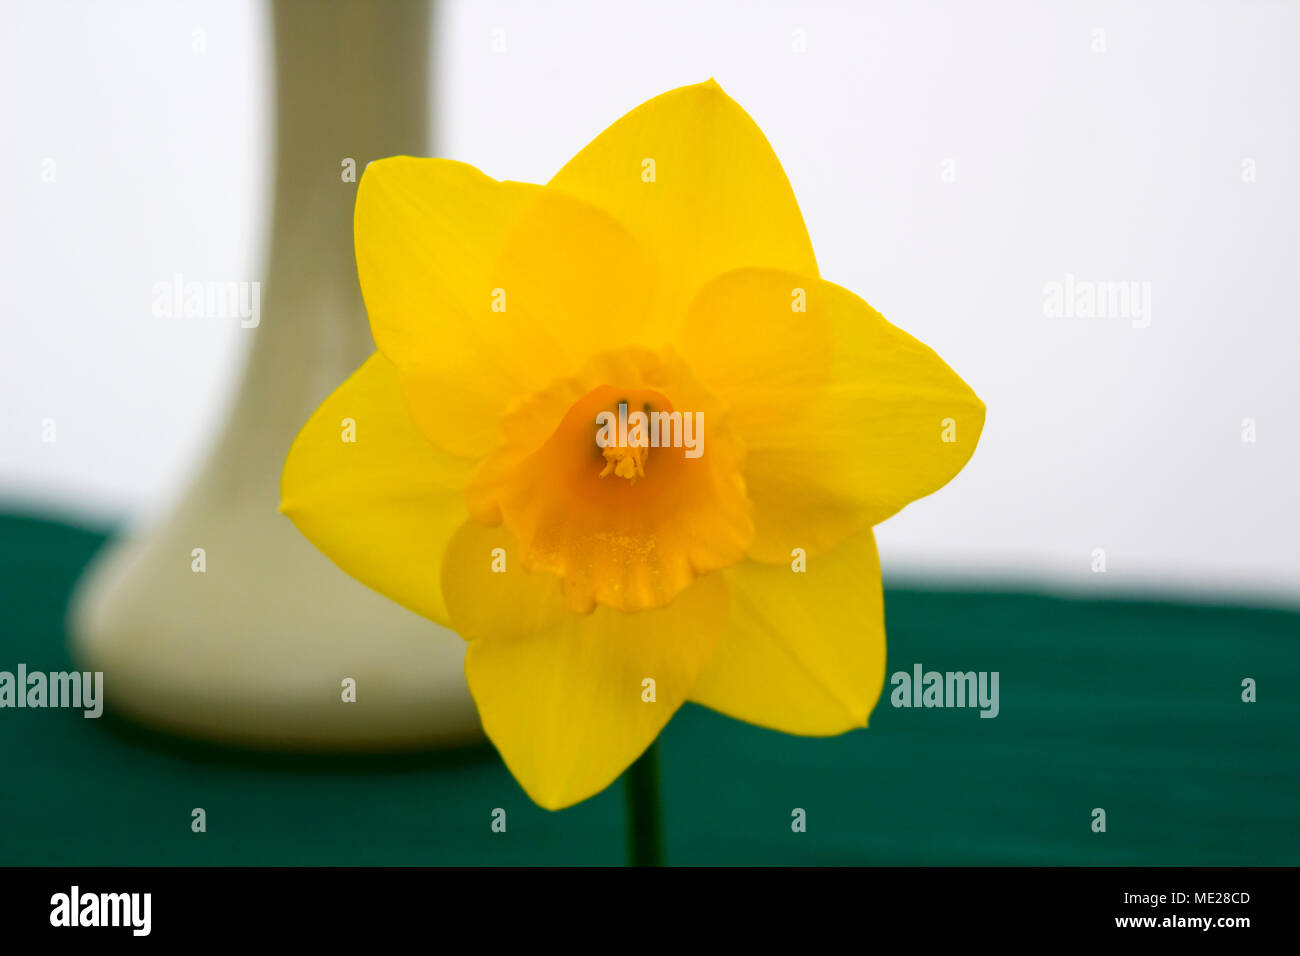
[[599, 443, 648, 483]]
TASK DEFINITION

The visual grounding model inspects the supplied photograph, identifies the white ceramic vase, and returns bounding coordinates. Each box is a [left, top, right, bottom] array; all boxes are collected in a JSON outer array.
[[69, 0, 482, 750]]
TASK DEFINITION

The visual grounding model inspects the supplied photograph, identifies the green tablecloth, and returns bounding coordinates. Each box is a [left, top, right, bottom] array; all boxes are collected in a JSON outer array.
[[2, 511, 1296, 865]]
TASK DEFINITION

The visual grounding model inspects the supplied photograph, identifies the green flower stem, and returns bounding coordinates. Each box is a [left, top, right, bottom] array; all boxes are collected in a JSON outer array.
[[624, 740, 664, 866]]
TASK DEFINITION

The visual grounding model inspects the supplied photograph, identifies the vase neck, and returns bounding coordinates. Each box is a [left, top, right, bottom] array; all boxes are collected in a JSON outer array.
[[206, 0, 431, 499]]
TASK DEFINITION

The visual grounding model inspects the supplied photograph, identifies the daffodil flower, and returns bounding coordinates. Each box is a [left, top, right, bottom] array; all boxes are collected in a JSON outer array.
[[280, 80, 984, 810]]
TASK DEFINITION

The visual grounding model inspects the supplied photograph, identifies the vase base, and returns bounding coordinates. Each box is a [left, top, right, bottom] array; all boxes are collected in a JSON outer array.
[[68, 496, 482, 751]]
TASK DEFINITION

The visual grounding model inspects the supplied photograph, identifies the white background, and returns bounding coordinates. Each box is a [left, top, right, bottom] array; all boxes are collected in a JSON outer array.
[[3, 0, 1298, 603]]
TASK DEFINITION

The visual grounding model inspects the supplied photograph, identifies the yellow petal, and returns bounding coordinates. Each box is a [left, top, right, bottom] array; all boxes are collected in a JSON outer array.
[[354, 157, 653, 458], [280, 352, 473, 627], [683, 268, 985, 562], [439, 519, 570, 643], [689, 531, 886, 735], [443, 521, 729, 809], [548, 79, 818, 334]]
